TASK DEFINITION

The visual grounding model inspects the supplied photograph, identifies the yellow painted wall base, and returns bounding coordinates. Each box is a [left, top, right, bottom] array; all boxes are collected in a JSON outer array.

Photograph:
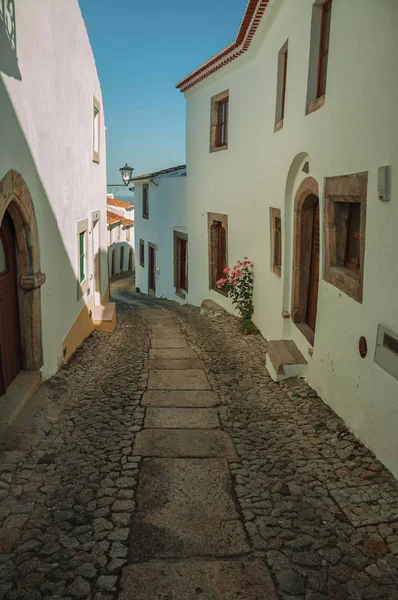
[[62, 302, 94, 363], [62, 287, 116, 363]]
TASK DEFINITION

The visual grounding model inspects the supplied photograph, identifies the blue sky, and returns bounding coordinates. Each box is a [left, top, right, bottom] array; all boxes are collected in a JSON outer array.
[[79, 0, 246, 191]]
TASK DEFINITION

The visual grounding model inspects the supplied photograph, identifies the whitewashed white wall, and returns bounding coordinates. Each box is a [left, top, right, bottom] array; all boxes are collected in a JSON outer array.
[[134, 172, 187, 301], [184, 0, 398, 476], [0, 0, 108, 378]]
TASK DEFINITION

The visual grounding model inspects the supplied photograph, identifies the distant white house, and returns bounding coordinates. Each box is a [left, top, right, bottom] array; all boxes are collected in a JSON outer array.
[[177, 0, 398, 478], [106, 196, 135, 278], [131, 166, 187, 301], [0, 0, 113, 408]]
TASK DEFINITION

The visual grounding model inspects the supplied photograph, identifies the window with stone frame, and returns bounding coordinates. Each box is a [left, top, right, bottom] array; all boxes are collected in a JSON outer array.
[[143, 184, 149, 219], [174, 231, 188, 297], [208, 213, 228, 293], [324, 172, 367, 303], [139, 238, 145, 267], [210, 91, 229, 152], [274, 42, 288, 132], [270, 208, 282, 277], [306, 0, 333, 115], [93, 97, 100, 163]]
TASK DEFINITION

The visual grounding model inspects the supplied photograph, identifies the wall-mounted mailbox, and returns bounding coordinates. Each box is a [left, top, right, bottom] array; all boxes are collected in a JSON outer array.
[[378, 166, 391, 201], [375, 325, 398, 380]]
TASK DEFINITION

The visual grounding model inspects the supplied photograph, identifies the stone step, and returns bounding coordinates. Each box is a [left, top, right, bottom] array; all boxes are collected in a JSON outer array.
[[266, 340, 307, 382], [120, 560, 277, 600], [128, 458, 248, 561], [142, 390, 220, 408], [133, 429, 237, 459], [148, 369, 211, 390], [145, 407, 219, 429], [200, 299, 226, 318]]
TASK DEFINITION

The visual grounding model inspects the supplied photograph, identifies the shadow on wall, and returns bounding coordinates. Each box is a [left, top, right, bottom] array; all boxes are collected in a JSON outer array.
[[0, 76, 108, 377], [0, 0, 21, 80]]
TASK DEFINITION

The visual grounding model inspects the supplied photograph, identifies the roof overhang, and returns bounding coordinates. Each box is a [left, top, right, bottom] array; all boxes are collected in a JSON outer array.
[[176, 0, 270, 93]]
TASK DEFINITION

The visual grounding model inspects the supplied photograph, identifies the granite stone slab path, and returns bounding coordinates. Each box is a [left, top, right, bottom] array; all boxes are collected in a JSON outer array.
[[119, 305, 277, 599]]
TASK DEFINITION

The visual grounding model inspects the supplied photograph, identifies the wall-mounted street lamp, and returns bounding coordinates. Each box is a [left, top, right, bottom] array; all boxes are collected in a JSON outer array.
[[119, 163, 134, 186]]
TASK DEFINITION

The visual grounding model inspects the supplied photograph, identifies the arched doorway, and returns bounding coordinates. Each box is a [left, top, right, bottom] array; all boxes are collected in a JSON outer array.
[[0, 211, 22, 395], [291, 177, 320, 345], [120, 246, 124, 272], [0, 169, 44, 395]]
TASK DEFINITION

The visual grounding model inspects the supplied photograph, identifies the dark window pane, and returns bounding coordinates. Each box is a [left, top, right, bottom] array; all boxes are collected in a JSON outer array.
[[352, 205, 360, 233]]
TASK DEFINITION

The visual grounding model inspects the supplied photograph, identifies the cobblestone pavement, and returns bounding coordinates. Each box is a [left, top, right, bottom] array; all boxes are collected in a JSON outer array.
[[1, 282, 398, 599]]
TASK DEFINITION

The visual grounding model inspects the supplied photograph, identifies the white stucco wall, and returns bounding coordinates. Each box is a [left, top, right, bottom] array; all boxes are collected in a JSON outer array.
[[134, 172, 187, 301], [184, 0, 398, 476], [0, 0, 108, 379]]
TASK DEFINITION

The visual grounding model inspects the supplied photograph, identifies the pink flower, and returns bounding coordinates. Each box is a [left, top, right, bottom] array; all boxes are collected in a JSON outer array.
[[216, 277, 227, 289], [223, 267, 230, 274], [232, 281, 239, 286]]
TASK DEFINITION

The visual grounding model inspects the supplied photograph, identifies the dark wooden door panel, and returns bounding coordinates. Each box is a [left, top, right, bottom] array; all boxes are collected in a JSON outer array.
[[306, 201, 320, 332], [149, 246, 156, 292], [0, 211, 22, 393]]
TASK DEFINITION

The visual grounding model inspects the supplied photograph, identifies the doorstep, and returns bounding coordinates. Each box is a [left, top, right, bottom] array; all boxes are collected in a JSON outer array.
[[92, 301, 117, 333], [200, 299, 226, 318], [0, 371, 42, 430], [266, 340, 307, 382]]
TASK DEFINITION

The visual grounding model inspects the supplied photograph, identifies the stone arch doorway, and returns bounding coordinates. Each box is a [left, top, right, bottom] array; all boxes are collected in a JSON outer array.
[[291, 177, 320, 345], [0, 169, 45, 394]]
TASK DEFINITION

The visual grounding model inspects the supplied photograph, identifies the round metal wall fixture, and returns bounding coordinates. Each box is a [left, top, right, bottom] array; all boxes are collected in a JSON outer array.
[[359, 336, 368, 358]]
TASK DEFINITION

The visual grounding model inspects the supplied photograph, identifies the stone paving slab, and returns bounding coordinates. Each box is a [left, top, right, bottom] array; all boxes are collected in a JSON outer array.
[[145, 358, 206, 370], [133, 429, 237, 458], [148, 369, 211, 390], [328, 481, 398, 526], [149, 348, 199, 359], [148, 320, 179, 329], [120, 560, 277, 600], [150, 329, 184, 338], [151, 337, 188, 348], [145, 407, 219, 429], [128, 458, 248, 560], [142, 390, 220, 408]]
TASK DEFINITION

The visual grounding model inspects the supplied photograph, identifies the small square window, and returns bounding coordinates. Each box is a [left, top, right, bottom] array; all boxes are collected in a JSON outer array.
[[324, 172, 367, 303], [143, 185, 149, 219], [139, 239, 145, 267], [210, 91, 229, 152]]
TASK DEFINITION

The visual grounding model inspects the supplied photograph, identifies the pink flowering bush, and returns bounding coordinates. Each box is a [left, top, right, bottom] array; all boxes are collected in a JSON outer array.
[[217, 258, 254, 321]]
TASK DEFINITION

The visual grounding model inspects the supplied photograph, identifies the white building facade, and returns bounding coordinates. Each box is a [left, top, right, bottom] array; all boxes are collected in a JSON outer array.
[[106, 197, 135, 278], [0, 0, 113, 404], [178, 0, 398, 477], [132, 166, 187, 301]]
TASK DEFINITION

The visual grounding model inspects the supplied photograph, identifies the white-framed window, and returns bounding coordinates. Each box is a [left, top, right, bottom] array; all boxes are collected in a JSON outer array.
[[77, 219, 89, 297], [93, 96, 100, 163]]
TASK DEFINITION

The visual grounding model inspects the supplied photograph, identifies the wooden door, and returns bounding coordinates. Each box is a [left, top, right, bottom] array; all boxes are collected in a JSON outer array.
[[128, 248, 133, 271], [306, 201, 320, 332], [111, 250, 116, 277], [0, 211, 22, 395], [179, 239, 187, 291], [148, 245, 156, 292], [120, 246, 124, 272]]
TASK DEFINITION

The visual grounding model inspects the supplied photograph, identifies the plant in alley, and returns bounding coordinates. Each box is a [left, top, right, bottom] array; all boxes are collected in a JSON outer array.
[[217, 258, 257, 333]]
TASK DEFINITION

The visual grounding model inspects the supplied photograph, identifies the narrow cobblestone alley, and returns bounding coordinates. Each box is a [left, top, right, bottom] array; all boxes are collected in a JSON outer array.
[[1, 281, 398, 600]]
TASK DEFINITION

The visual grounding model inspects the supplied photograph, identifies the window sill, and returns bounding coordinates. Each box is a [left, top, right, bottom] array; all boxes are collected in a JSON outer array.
[[273, 265, 281, 278], [308, 94, 325, 115], [274, 119, 284, 133], [92, 156, 100, 164], [143, 215, 149, 220], [212, 286, 228, 297], [210, 144, 228, 154], [175, 289, 187, 300], [325, 265, 362, 303]]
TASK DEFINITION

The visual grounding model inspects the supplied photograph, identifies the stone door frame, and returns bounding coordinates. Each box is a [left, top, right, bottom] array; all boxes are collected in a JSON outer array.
[[0, 170, 45, 373]]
